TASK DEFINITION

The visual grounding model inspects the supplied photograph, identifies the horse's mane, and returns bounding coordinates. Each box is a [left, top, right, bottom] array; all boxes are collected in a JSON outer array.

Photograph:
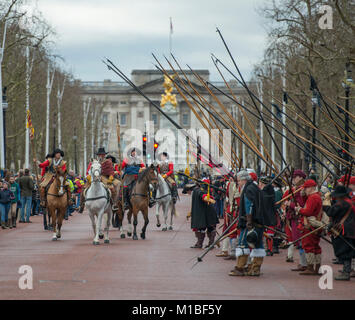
[[137, 166, 154, 183]]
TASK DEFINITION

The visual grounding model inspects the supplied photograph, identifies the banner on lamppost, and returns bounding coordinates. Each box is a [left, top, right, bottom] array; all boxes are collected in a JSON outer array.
[[26, 109, 34, 140]]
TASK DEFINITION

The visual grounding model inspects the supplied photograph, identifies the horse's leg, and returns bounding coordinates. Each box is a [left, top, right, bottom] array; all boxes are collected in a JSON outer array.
[[155, 203, 161, 228], [104, 208, 111, 244], [127, 208, 133, 237], [132, 208, 138, 240], [99, 213, 107, 239], [93, 210, 103, 245], [88, 211, 96, 237], [50, 207, 57, 241], [118, 205, 125, 239], [169, 202, 174, 230], [56, 207, 65, 239], [141, 207, 149, 240], [161, 202, 168, 231]]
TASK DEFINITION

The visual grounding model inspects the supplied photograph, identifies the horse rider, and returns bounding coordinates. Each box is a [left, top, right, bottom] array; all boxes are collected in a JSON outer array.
[[34, 148, 71, 208], [79, 147, 120, 213], [154, 152, 178, 204], [121, 147, 146, 210]]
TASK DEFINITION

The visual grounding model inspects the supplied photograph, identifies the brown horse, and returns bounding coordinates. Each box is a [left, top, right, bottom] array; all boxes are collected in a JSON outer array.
[[127, 164, 159, 240], [47, 166, 69, 241]]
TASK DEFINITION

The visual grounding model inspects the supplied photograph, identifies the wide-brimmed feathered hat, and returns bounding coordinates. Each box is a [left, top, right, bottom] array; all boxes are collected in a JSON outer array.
[[106, 154, 117, 163], [52, 148, 64, 157], [96, 147, 108, 155]]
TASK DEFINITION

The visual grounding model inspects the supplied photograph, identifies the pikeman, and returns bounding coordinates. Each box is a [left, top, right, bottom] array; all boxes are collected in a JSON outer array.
[[325, 185, 355, 280], [121, 148, 146, 210], [79, 147, 120, 213], [229, 170, 265, 277], [295, 179, 323, 275], [282, 169, 307, 271], [184, 179, 218, 249], [155, 152, 178, 204], [215, 174, 239, 260], [35, 149, 70, 208]]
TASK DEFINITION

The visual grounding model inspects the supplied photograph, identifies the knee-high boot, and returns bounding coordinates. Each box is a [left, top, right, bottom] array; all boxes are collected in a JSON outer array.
[[190, 231, 205, 248]]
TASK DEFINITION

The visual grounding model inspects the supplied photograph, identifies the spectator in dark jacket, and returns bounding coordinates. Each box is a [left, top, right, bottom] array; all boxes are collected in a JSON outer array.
[[0, 182, 14, 229], [18, 169, 34, 223]]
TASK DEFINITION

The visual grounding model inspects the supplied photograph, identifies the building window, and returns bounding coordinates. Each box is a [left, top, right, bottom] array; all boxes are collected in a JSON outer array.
[[120, 101, 127, 105], [182, 113, 189, 126], [152, 113, 158, 125], [138, 111, 144, 118], [120, 113, 127, 126]]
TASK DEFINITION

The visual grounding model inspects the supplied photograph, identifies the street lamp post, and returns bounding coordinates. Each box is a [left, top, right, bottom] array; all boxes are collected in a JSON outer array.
[[343, 62, 352, 163], [311, 91, 318, 173], [73, 127, 78, 174]]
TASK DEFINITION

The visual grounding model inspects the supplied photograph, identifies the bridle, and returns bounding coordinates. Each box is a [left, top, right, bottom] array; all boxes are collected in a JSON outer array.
[[132, 167, 159, 198], [47, 167, 66, 197], [85, 161, 109, 203]]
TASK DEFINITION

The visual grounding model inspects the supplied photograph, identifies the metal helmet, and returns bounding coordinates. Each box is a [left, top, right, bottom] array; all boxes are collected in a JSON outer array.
[[246, 228, 258, 249]]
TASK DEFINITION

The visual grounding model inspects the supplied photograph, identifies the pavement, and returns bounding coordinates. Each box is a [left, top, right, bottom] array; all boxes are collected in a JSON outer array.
[[0, 190, 354, 300]]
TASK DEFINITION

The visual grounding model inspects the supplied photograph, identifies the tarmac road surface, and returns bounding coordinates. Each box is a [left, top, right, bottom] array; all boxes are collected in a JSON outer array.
[[0, 191, 354, 300]]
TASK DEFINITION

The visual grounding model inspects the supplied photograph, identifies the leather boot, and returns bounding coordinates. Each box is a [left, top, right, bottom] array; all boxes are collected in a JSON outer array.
[[246, 257, 264, 276], [229, 254, 249, 276], [123, 187, 130, 210], [1, 222, 8, 229], [190, 231, 205, 248], [7, 220, 12, 229], [78, 191, 86, 213], [12, 217, 16, 228], [205, 230, 216, 248], [335, 260, 351, 281], [172, 184, 178, 203], [40, 187, 46, 207]]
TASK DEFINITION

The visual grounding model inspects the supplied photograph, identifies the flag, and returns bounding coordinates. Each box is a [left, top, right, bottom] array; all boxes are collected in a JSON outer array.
[[26, 109, 34, 140], [170, 17, 173, 35]]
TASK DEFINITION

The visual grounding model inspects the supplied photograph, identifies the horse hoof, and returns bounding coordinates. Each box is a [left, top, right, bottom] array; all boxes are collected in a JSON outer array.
[[133, 235, 138, 240], [157, 224, 161, 228], [140, 233, 145, 239], [52, 237, 57, 241], [56, 234, 61, 239], [104, 239, 110, 244], [168, 226, 173, 230], [127, 232, 132, 237], [162, 227, 167, 232], [93, 241, 100, 245], [120, 234, 126, 239], [99, 234, 104, 240]]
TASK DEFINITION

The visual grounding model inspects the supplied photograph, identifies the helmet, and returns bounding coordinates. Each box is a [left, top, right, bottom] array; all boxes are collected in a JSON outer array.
[[246, 229, 258, 249]]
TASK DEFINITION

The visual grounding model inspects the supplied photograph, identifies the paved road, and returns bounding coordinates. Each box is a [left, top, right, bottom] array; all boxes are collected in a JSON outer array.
[[0, 191, 354, 300]]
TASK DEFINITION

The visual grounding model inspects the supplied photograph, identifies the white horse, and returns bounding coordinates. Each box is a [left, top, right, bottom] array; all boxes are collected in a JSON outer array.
[[85, 160, 112, 245], [155, 174, 175, 231]]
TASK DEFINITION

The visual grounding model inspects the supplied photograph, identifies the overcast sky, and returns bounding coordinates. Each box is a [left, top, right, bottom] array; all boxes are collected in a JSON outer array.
[[30, 0, 269, 82]]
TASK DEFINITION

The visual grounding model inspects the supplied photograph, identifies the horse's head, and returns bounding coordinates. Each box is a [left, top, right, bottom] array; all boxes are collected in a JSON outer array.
[[54, 165, 67, 196], [90, 160, 102, 182], [148, 164, 159, 190]]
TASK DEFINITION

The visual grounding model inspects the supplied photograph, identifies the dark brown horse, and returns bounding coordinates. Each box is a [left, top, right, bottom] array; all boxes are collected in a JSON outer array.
[[47, 166, 69, 241], [127, 164, 159, 240]]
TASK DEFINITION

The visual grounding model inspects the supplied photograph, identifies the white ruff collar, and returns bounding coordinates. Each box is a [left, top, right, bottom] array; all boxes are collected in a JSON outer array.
[[53, 158, 62, 166]]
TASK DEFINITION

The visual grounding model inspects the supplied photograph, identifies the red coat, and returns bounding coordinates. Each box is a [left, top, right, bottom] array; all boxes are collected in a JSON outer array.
[[39, 159, 67, 176], [121, 159, 145, 170], [157, 162, 174, 177], [299, 192, 323, 219]]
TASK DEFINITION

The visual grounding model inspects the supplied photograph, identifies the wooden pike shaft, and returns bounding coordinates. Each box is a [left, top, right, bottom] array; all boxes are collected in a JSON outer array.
[[165, 58, 241, 169], [187, 67, 274, 172], [212, 58, 278, 173], [158, 61, 240, 170], [275, 186, 304, 205]]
